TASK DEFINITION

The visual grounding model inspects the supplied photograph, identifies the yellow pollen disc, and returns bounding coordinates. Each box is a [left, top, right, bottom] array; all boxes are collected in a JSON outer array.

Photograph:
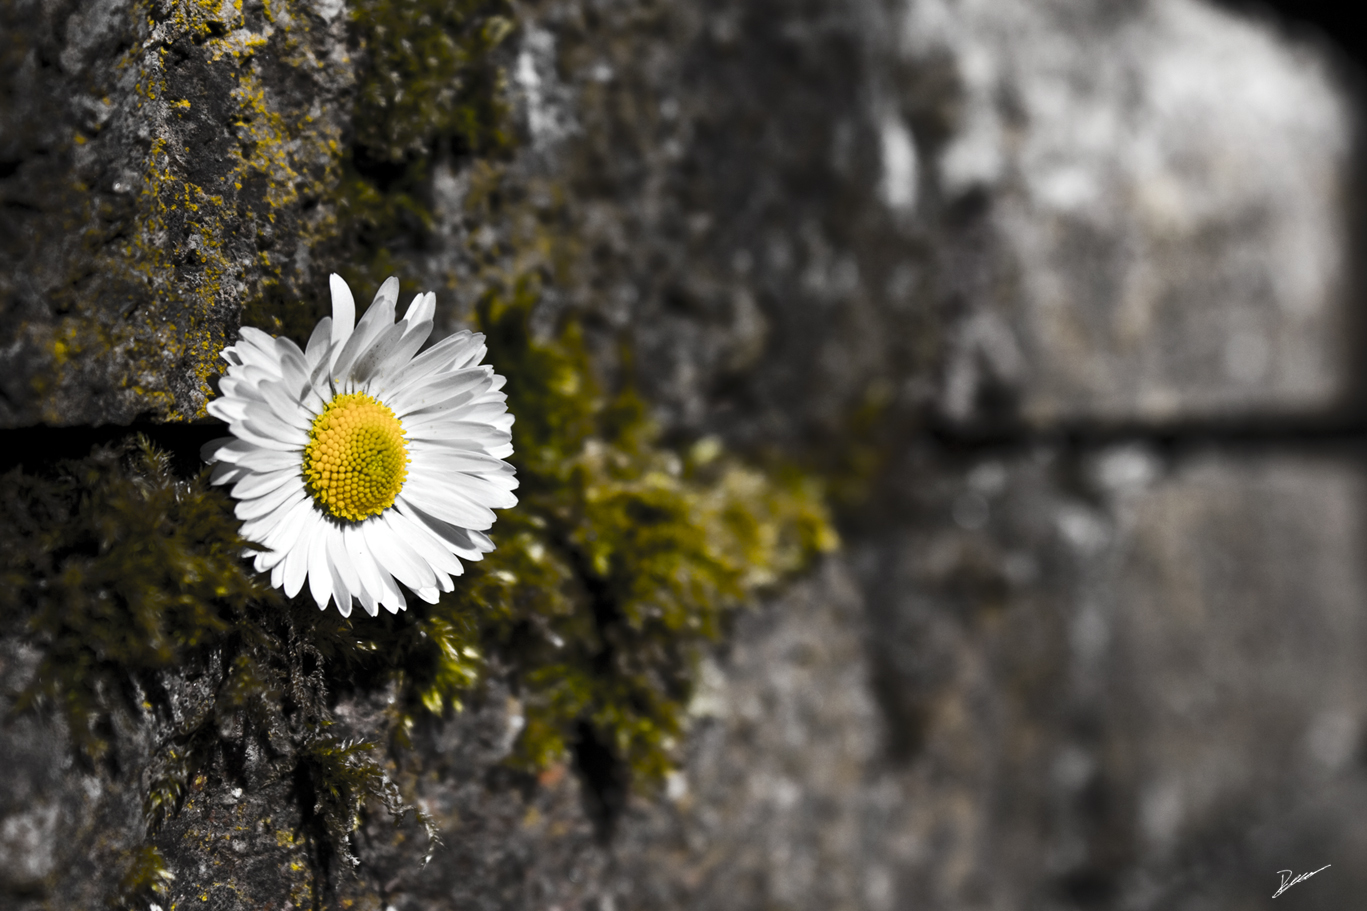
[[302, 392, 410, 522]]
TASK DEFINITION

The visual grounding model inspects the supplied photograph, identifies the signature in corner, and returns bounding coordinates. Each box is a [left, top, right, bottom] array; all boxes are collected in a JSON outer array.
[[1273, 865, 1330, 898]]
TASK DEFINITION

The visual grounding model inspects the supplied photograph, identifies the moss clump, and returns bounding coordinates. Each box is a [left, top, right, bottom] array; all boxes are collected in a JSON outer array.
[[0, 439, 260, 759], [350, 0, 516, 163], [0, 439, 428, 896], [114, 844, 175, 911], [436, 278, 837, 785]]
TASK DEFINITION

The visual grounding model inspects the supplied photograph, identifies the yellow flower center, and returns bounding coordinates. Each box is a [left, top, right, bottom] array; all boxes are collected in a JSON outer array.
[[302, 392, 409, 522]]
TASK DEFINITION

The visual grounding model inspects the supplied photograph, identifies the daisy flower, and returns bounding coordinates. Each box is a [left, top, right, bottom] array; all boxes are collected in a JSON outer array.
[[203, 274, 518, 617]]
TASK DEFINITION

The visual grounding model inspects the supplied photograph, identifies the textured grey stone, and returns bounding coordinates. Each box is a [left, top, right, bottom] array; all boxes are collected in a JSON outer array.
[[0, 641, 151, 908], [5, 0, 1367, 909], [612, 561, 880, 911], [898, 0, 1356, 425], [853, 446, 1367, 910], [0, 0, 350, 426]]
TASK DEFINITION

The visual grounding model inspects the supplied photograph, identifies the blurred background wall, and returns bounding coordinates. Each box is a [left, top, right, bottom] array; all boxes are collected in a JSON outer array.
[[606, 2, 1367, 909], [3, 0, 1366, 908]]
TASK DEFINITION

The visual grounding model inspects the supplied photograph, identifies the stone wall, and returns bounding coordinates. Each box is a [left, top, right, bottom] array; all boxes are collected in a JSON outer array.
[[2, 0, 1364, 909]]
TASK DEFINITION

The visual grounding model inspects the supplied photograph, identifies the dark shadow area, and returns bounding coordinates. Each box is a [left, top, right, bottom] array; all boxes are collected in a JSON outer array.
[[0, 422, 225, 477], [570, 721, 628, 843], [1210, 0, 1367, 68]]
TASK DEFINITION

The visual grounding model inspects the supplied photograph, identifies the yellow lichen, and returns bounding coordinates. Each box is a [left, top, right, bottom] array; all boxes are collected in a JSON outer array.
[[32, 0, 345, 423]]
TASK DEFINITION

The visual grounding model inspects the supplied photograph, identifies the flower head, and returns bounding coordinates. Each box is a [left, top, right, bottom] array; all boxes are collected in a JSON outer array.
[[203, 275, 518, 617]]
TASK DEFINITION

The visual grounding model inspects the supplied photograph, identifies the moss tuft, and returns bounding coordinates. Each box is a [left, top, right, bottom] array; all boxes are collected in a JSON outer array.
[[0, 438, 425, 895], [440, 276, 837, 784], [350, 0, 516, 163], [114, 844, 175, 911], [0, 438, 259, 758]]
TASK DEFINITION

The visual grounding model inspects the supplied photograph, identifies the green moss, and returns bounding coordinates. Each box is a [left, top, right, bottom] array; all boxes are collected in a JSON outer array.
[[0, 439, 258, 758], [350, 0, 516, 163], [0, 439, 423, 894], [441, 277, 837, 782], [114, 845, 175, 911]]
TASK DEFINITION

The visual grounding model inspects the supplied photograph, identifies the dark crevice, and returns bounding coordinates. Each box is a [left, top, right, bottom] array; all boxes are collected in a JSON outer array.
[[570, 720, 628, 843], [290, 759, 334, 911], [551, 533, 632, 840], [0, 422, 226, 477], [920, 413, 1367, 459], [1209, 0, 1367, 70]]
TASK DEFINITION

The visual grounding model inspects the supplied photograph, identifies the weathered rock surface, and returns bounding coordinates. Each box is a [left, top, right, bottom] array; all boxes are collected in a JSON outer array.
[[4, 0, 1367, 909], [0, 0, 348, 426], [906, 0, 1358, 427]]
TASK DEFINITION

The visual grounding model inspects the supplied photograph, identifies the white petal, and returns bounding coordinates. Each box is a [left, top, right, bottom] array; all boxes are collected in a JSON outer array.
[[402, 291, 435, 325], [257, 380, 313, 430], [384, 508, 463, 580], [242, 494, 314, 554], [464, 528, 496, 553], [235, 479, 307, 522], [283, 510, 322, 597], [237, 328, 286, 370], [307, 525, 334, 610], [388, 331, 481, 388], [228, 446, 301, 474], [206, 436, 264, 464], [375, 568, 407, 614], [210, 462, 251, 487], [408, 446, 516, 478], [405, 421, 511, 453], [343, 523, 385, 616], [408, 462, 516, 507], [371, 275, 400, 314], [348, 321, 407, 388], [207, 398, 251, 425], [230, 467, 297, 501], [305, 315, 333, 369], [332, 278, 398, 381], [330, 274, 355, 351], [367, 321, 432, 396], [230, 361, 287, 389], [230, 421, 303, 452], [397, 477, 496, 530], [389, 366, 492, 416], [209, 399, 255, 426], [274, 334, 308, 368], [326, 523, 363, 606], [407, 434, 507, 457], [243, 406, 310, 447], [395, 499, 494, 561], [360, 516, 435, 594], [327, 537, 354, 618], [201, 436, 234, 462], [239, 325, 280, 350], [421, 400, 510, 427], [333, 580, 354, 617]]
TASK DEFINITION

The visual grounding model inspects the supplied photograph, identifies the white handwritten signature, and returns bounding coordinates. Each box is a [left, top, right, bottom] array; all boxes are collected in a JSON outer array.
[[1273, 865, 1330, 898]]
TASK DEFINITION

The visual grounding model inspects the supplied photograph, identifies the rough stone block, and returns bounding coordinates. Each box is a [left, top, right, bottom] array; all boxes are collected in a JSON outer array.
[[859, 445, 1367, 909], [906, 0, 1358, 424]]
